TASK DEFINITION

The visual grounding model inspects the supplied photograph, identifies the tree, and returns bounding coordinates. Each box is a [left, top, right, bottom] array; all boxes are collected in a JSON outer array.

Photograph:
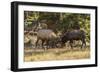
[[24, 11, 90, 42]]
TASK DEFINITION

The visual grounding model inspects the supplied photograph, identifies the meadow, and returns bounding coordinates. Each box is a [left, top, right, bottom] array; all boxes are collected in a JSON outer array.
[[24, 46, 90, 62]]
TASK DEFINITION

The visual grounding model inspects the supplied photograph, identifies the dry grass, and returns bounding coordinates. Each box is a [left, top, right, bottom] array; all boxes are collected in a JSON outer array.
[[24, 47, 90, 62]]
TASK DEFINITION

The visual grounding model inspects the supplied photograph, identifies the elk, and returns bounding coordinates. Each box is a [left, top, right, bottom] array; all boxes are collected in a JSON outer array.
[[61, 29, 86, 49], [35, 29, 58, 49]]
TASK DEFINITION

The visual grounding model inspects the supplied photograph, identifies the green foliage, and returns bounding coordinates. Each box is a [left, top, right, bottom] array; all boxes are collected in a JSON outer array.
[[24, 11, 90, 42]]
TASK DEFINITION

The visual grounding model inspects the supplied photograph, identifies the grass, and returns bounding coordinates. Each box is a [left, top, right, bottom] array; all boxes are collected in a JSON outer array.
[[24, 47, 90, 62]]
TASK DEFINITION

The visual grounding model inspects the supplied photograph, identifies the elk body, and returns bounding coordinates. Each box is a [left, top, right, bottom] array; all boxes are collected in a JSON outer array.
[[35, 29, 58, 49], [61, 30, 86, 49]]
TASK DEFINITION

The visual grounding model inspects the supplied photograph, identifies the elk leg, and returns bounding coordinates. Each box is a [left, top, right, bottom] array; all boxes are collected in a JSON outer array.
[[35, 38, 39, 48], [82, 39, 86, 48], [81, 39, 83, 49], [84, 39, 86, 47], [46, 40, 49, 49], [70, 40, 73, 49], [81, 39, 86, 49], [42, 40, 45, 49]]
